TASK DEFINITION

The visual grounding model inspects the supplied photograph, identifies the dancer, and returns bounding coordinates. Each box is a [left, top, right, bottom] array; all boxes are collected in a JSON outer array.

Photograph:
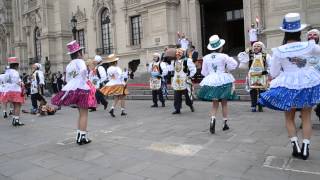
[[307, 29, 320, 120], [0, 66, 9, 118], [100, 54, 128, 117], [259, 13, 320, 160], [171, 48, 196, 114], [52, 41, 96, 145], [197, 35, 238, 134], [30, 63, 47, 113], [148, 53, 168, 107], [89, 55, 109, 112], [238, 41, 271, 112], [0, 57, 25, 126]]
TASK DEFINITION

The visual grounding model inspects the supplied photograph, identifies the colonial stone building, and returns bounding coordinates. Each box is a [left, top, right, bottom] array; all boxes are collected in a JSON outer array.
[[0, 0, 319, 74]]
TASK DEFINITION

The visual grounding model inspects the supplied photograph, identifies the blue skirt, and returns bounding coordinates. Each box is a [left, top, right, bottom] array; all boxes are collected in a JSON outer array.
[[258, 84, 320, 111]]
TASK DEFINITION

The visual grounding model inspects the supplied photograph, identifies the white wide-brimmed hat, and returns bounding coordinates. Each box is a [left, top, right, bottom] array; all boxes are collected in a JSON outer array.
[[280, 13, 307, 32], [207, 35, 225, 51]]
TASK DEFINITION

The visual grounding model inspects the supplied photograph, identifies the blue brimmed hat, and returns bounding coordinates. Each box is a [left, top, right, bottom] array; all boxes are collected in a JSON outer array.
[[280, 13, 307, 33], [207, 35, 225, 51]]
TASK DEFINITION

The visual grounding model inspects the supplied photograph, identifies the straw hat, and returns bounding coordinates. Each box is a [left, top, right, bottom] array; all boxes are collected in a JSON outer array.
[[102, 54, 119, 64]]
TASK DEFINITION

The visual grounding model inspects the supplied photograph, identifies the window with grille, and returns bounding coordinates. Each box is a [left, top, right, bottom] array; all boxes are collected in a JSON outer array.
[[77, 29, 85, 53], [34, 27, 41, 62], [101, 8, 112, 54], [131, 15, 142, 46]]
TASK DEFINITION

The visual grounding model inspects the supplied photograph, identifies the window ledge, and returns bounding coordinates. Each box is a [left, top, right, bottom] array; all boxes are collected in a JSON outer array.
[[128, 45, 141, 49]]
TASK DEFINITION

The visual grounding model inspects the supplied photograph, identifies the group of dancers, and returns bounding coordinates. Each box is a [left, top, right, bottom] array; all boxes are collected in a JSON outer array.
[[149, 13, 320, 160], [0, 13, 320, 160]]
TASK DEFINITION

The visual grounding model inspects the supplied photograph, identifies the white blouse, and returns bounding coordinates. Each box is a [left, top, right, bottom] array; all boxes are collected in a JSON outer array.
[[269, 40, 320, 89], [106, 66, 125, 86], [62, 59, 90, 91], [201, 53, 238, 76], [4, 69, 22, 92]]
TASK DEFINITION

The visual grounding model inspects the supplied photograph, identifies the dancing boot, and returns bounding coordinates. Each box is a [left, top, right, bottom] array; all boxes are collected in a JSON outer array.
[[109, 108, 115, 117], [12, 117, 24, 127], [3, 111, 8, 119], [301, 139, 310, 160], [209, 117, 216, 134], [290, 137, 301, 158], [77, 131, 91, 145], [121, 109, 127, 116], [222, 120, 230, 131]]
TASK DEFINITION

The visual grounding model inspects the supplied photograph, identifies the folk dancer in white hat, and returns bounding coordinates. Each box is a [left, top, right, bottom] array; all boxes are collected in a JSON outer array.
[[30, 63, 47, 114], [100, 54, 129, 117], [238, 41, 271, 112], [0, 57, 25, 126], [197, 35, 238, 134], [52, 41, 97, 145], [259, 13, 320, 160], [148, 53, 168, 108], [88, 55, 109, 112], [171, 48, 196, 114]]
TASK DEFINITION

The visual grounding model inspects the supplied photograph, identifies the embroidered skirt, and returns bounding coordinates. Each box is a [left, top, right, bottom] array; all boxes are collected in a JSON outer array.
[[258, 84, 320, 111], [51, 82, 96, 108], [100, 85, 129, 96], [197, 83, 238, 101]]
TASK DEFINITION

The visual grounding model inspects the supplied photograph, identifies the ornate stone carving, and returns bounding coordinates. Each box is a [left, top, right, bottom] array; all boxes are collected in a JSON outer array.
[[74, 6, 87, 23]]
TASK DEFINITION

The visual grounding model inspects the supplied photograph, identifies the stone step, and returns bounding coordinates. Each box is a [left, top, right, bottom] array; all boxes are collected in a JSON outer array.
[[119, 94, 250, 101], [128, 88, 249, 96]]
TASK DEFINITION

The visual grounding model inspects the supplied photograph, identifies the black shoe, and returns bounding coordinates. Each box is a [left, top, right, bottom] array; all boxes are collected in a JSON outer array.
[[161, 102, 165, 107], [89, 108, 96, 112], [151, 104, 158, 108], [258, 105, 263, 112], [190, 106, 195, 112], [103, 102, 108, 110], [9, 110, 13, 116], [3, 112, 8, 119], [210, 118, 216, 134], [301, 142, 310, 160], [109, 109, 115, 117], [77, 136, 92, 145], [222, 123, 230, 131], [291, 140, 302, 158], [172, 111, 181, 114], [121, 111, 127, 116], [12, 118, 24, 127]]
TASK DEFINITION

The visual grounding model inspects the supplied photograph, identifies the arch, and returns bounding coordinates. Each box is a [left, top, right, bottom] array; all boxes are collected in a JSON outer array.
[[100, 7, 112, 54], [34, 26, 41, 62]]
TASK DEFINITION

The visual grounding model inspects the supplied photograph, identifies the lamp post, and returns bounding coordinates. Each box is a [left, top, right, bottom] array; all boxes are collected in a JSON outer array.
[[71, 16, 77, 40]]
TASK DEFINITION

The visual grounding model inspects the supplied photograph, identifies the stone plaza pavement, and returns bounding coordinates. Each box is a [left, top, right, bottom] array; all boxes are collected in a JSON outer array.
[[0, 100, 320, 180]]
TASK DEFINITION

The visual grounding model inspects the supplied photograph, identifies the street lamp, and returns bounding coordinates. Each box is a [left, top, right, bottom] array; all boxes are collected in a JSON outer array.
[[71, 16, 77, 40]]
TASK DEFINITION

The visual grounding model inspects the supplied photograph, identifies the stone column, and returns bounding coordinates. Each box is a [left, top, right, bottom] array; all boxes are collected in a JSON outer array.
[[189, 0, 202, 56], [243, 0, 252, 47], [180, 0, 190, 37]]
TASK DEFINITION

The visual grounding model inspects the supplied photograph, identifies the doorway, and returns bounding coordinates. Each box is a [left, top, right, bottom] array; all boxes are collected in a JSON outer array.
[[200, 0, 245, 56]]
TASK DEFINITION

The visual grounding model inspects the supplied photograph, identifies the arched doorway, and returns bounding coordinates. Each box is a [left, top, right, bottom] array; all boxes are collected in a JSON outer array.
[[200, 0, 244, 56]]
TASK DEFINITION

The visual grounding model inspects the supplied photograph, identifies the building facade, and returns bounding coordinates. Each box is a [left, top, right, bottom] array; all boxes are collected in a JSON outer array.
[[0, 0, 320, 74]]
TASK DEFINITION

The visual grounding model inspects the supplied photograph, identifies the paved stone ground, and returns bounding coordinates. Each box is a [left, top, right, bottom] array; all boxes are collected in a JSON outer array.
[[0, 100, 320, 180]]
